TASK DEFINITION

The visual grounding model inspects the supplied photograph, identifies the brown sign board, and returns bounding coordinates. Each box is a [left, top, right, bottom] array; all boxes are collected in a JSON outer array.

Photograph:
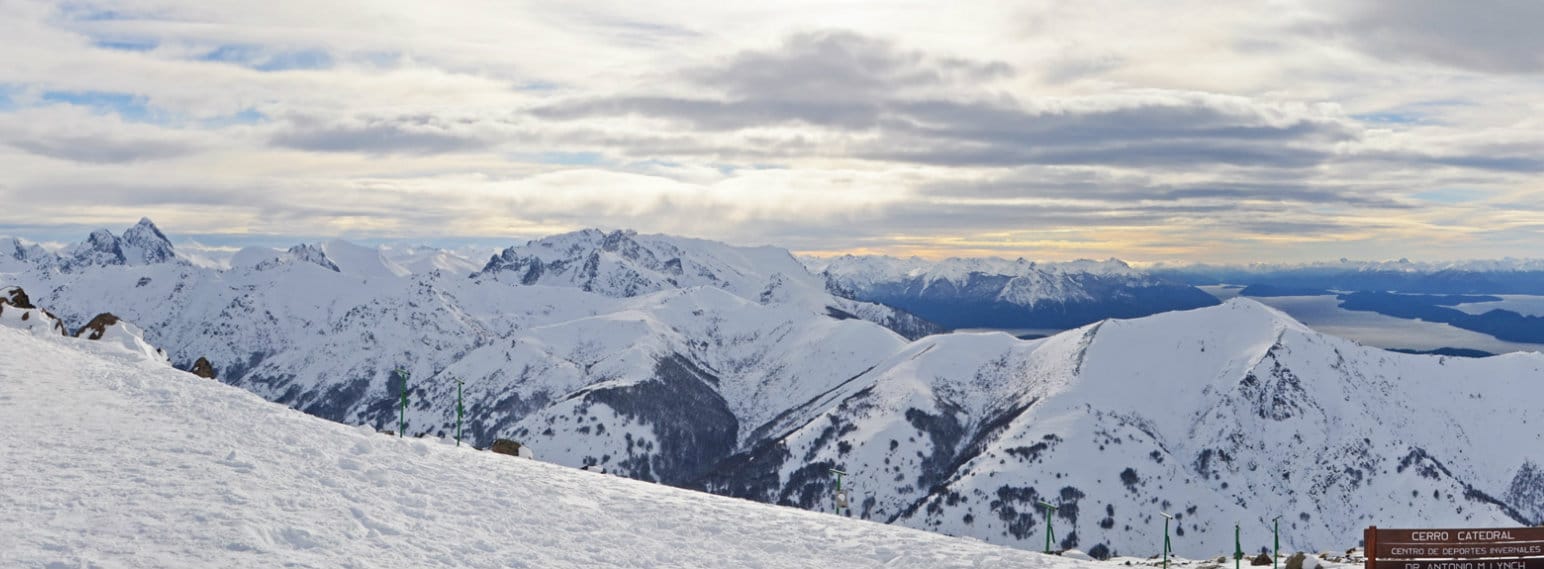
[[1373, 560, 1544, 569], [1367, 527, 1544, 569]]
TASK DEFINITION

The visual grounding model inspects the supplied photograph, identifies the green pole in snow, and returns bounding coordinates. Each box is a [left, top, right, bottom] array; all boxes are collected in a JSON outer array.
[[1039, 501, 1059, 554], [454, 377, 464, 447], [1273, 516, 1282, 569], [1161, 512, 1174, 569], [396, 368, 409, 438], [1235, 523, 1243, 569], [829, 469, 847, 516]]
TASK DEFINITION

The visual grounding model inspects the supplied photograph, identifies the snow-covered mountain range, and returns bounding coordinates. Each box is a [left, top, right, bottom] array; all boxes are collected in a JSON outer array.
[[810, 255, 1221, 330], [0, 300, 1082, 569], [3, 219, 1542, 559]]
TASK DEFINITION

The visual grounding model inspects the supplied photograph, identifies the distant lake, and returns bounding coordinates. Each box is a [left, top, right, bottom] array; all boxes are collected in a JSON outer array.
[[1451, 294, 1544, 317], [1203, 288, 1544, 355]]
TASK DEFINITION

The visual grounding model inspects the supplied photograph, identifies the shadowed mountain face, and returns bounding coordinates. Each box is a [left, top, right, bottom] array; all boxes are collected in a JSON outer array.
[[813, 255, 1221, 330], [3, 221, 1542, 558]]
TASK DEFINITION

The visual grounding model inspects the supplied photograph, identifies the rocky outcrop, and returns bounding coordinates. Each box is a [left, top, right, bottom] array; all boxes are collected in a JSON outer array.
[[74, 313, 122, 340], [3, 286, 35, 309], [191, 357, 217, 379], [490, 439, 529, 458]]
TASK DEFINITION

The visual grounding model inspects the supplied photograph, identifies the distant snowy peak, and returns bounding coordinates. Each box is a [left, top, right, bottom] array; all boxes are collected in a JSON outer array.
[[319, 240, 410, 279], [233, 241, 411, 279], [474, 228, 826, 303], [1, 237, 54, 270], [816, 255, 1141, 290], [121, 218, 177, 264], [815, 254, 1219, 329], [382, 246, 481, 276], [57, 218, 181, 271], [234, 244, 341, 272]]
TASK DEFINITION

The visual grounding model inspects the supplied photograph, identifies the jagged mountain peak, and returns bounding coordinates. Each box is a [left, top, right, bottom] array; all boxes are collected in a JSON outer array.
[[1, 237, 53, 267], [280, 243, 341, 272], [120, 217, 177, 265], [57, 219, 180, 271], [474, 228, 831, 306]]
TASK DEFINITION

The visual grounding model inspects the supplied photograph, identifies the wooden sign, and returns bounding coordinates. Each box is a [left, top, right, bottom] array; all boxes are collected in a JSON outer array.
[[1367, 527, 1544, 569]]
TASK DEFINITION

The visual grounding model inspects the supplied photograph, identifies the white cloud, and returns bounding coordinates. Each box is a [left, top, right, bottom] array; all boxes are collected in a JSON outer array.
[[0, 0, 1538, 262]]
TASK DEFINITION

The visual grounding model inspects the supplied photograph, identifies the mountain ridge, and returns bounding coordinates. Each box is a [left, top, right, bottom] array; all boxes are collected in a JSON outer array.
[[2, 219, 1542, 559]]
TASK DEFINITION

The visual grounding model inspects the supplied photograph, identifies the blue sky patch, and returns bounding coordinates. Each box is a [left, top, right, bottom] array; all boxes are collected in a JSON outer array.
[[1352, 112, 1424, 125], [514, 151, 608, 166], [93, 38, 158, 52], [201, 45, 334, 71], [0, 84, 19, 111], [56, 3, 134, 22], [200, 108, 269, 127], [1413, 188, 1485, 204], [42, 90, 158, 121]]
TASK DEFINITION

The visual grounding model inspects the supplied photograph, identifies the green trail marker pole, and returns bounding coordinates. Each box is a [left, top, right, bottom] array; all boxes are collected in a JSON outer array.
[[1161, 511, 1174, 569], [829, 468, 848, 516], [1235, 523, 1243, 569], [1038, 501, 1059, 554], [1273, 516, 1282, 569], [454, 377, 465, 447], [395, 368, 409, 438]]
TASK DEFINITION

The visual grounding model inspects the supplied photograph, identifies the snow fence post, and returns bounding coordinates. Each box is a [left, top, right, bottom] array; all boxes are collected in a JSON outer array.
[[1039, 501, 1059, 554], [1235, 523, 1243, 569], [395, 368, 409, 438], [829, 469, 848, 516], [1161, 511, 1174, 569], [454, 377, 464, 447], [1273, 516, 1281, 569]]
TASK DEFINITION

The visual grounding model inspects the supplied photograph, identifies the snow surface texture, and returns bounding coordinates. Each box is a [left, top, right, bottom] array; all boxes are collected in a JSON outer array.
[[0, 311, 1091, 569], [5, 220, 1544, 559]]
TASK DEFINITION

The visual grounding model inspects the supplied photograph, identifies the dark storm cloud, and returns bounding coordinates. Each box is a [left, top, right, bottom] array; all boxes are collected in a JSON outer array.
[[533, 31, 1358, 169], [270, 114, 490, 154], [1325, 0, 1544, 73]]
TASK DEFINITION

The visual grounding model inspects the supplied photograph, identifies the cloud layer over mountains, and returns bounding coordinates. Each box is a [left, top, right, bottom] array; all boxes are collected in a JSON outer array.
[[1, 0, 1541, 261]]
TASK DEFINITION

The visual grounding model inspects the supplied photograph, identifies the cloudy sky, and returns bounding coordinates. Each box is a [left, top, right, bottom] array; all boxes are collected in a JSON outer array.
[[1, 0, 1541, 262]]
